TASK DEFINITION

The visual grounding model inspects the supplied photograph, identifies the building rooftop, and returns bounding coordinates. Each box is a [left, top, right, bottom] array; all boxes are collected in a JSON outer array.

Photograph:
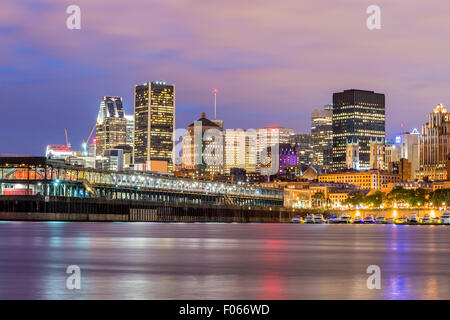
[[188, 112, 220, 128]]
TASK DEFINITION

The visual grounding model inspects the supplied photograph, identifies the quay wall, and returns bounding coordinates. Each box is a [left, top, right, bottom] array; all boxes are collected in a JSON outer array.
[[0, 196, 438, 223], [338, 209, 436, 218], [0, 195, 303, 223]]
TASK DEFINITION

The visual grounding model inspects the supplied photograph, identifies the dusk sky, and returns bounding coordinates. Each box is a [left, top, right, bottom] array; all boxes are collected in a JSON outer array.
[[1, 0, 450, 155]]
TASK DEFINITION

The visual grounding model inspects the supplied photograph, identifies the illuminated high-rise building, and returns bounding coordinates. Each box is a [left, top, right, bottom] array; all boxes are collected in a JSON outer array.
[[419, 104, 450, 181], [256, 127, 294, 173], [332, 89, 385, 171], [125, 115, 134, 147], [399, 129, 420, 180], [385, 130, 419, 179], [311, 105, 333, 169], [289, 132, 314, 165], [95, 97, 127, 156], [182, 112, 223, 175], [223, 129, 257, 174], [133, 81, 175, 172]]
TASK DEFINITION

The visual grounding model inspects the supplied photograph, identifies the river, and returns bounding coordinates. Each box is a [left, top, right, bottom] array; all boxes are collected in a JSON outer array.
[[0, 221, 449, 299]]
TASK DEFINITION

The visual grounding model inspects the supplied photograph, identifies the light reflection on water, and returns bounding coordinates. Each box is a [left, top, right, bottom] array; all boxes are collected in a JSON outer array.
[[1, 222, 450, 299]]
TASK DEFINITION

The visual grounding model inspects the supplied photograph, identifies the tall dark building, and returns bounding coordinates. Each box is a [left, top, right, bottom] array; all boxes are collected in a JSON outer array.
[[133, 81, 175, 172], [332, 89, 385, 171]]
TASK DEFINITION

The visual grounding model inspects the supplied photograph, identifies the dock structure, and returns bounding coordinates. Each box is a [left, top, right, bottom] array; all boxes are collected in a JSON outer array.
[[0, 157, 283, 209], [0, 195, 296, 223]]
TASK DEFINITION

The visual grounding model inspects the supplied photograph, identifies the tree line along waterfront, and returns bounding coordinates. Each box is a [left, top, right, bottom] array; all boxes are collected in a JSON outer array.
[[343, 187, 450, 209]]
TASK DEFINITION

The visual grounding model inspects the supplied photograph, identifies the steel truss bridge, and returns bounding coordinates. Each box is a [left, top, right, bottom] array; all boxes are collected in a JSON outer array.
[[0, 157, 283, 208]]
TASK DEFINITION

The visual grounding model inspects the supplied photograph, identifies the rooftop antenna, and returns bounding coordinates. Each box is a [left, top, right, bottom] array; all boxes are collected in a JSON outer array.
[[213, 88, 218, 119]]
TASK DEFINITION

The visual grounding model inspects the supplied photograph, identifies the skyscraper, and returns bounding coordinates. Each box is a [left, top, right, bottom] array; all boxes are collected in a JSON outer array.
[[256, 127, 294, 174], [399, 129, 420, 180], [124, 114, 134, 147], [95, 97, 127, 156], [311, 105, 333, 169], [133, 81, 175, 173], [332, 89, 385, 171], [385, 130, 420, 179], [223, 129, 257, 174], [289, 132, 314, 165], [182, 112, 223, 175], [419, 104, 450, 181]]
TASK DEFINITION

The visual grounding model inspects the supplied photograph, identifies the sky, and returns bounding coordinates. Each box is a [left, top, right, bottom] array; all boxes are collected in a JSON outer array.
[[1, 0, 450, 155]]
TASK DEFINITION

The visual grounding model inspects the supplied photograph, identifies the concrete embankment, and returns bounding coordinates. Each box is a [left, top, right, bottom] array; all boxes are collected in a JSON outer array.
[[0, 195, 305, 223], [0, 196, 437, 223], [340, 208, 437, 218]]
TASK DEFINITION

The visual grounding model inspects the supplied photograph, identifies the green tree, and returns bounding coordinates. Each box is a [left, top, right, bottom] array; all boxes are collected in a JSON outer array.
[[365, 191, 385, 207]]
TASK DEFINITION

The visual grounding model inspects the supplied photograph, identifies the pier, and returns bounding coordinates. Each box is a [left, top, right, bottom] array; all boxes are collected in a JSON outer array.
[[0, 195, 302, 223], [0, 157, 283, 207]]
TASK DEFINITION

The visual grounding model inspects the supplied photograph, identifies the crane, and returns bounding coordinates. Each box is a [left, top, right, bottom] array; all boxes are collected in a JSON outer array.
[[82, 123, 96, 156], [64, 128, 71, 148]]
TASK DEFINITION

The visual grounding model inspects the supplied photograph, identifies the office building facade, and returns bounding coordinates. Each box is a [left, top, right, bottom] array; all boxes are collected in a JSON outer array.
[[125, 115, 134, 147], [133, 81, 175, 172], [289, 132, 314, 165], [311, 105, 333, 169], [332, 89, 385, 171], [419, 104, 450, 181], [95, 97, 127, 156], [223, 129, 257, 174], [182, 112, 223, 175]]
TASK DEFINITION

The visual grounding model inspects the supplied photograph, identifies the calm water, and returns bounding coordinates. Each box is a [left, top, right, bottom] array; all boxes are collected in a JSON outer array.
[[1, 222, 450, 299]]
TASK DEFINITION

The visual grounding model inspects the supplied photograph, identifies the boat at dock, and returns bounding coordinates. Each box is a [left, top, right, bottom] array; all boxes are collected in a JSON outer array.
[[338, 214, 351, 224], [410, 215, 420, 224], [305, 214, 315, 224], [313, 214, 326, 224], [352, 216, 363, 224], [375, 216, 386, 224], [291, 216, 302, 223], [363, 216, 375, 224], [441, 213, 450, 225]]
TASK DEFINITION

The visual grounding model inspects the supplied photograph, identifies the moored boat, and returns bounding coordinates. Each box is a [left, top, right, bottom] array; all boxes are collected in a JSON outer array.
[[313, 214, 325, 224], [386, 217, 395, 224], [338, 214, 351, 224], [305, 214, 315, 224], [352, 216, 363, 224], [422, 215, 432, 224], [410, 215, 420, 224], [375, 216, 386, 224], [441, 213, 450, 225], [291, 216, 302, 223], [363, 216, 375, 224]]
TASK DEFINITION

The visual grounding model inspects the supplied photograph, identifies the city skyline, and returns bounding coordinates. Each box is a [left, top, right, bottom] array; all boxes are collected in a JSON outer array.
[[3, 1, 450, 155]]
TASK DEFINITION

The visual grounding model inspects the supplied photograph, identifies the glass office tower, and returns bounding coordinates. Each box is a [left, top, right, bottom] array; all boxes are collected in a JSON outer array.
[[95, 96, 127, 156], [332, 89, 385, 171], [133, 81, 175, 172], [311, 105, 333, 169]]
